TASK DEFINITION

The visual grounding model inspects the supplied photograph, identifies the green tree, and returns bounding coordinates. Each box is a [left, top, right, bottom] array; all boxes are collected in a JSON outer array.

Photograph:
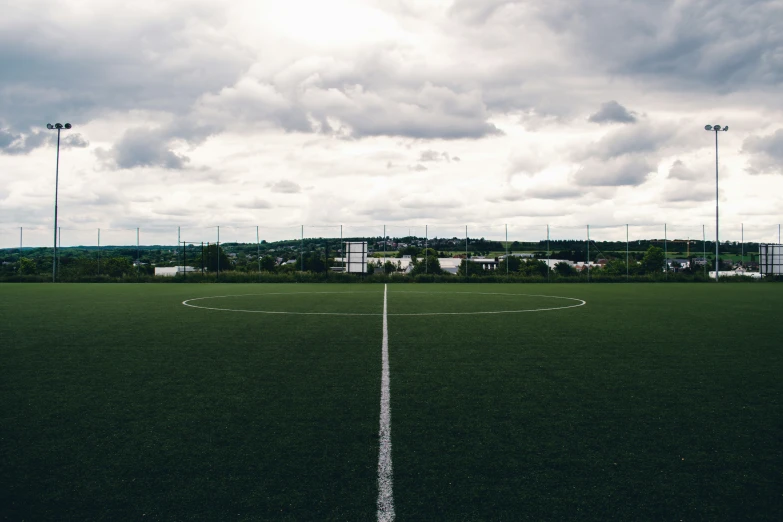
[[18, 257, 37, 275], [103, 257, 133, 277], [603, 259, 627, 275], [259, 255, 277, 272], [205, 244, 233, 272], [410, 248, 442, 275], [554, 261, 576, 276], [518, 259, 549, 277], [498, 255, 523, 273], [641, 246, 665, 274]]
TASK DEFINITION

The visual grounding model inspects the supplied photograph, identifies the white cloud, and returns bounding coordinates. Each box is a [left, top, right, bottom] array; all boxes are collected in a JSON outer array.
[[0, 0, 781, 246]]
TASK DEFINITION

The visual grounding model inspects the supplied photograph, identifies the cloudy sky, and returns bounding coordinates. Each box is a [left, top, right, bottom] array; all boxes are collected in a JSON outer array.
[[1, 0, 782, 247]]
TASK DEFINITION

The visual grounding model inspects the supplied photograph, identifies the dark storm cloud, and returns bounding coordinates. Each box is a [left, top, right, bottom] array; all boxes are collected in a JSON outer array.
[[742, 129, 783, 175], [0, 126, 89, 155], [538, 0, 783, 92], [0, 3, 251, 139], [588, 101, 637, 124], [572, 156, 656, 187], [97, 122, 217, 170]]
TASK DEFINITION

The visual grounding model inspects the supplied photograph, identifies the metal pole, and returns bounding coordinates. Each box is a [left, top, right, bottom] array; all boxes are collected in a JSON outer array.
[[425, 224, 428, 275], [715, 130, 720, 282], [505, 224, 509, 276], [587, 224, 590, 282], [547, 224, 550, 282], [383, 225, 386, 274], [626, 224, 629, 281], [184, 241, 187, 278], [301, 225, 304, 271], [136, 227, 140, 277], [52, 127, 61, 282], [257, 226, 260, 272], [664, 223, 667, 279], [177, 226, 180, 269], [58, 226, 61, 278], [465, 225, 468, 278], [202, 242, 204, 275], [98, 228, 101, 276], [741, 223, 744, 266], [340, 224, 343, 272], [217, 225, 220, 280]]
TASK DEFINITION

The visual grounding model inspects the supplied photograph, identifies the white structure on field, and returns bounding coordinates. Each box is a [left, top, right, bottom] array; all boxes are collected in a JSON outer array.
[[345, 241, 368, 273], [155, 266, 198, 277], [760, 244, 782, 275]]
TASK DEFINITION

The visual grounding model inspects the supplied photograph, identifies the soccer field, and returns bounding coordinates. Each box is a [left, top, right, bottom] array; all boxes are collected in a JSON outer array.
[[1, 283, 781, 520]]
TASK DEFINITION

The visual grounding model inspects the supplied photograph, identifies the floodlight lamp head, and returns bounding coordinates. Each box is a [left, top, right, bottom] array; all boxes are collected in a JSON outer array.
[[704, 125, 712, 130], [54, 123, 63, 129], [64, 123, 71, 129], [722, 126, 728, 131], [713, 124, 721, 130], [46, 123, 54, 129]]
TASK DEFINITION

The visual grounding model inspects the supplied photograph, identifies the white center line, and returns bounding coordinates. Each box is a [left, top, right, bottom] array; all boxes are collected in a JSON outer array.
[[377, 284, 395, 522]]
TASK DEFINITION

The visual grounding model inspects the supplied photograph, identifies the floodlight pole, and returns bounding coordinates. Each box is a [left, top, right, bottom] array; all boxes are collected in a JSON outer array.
[[425, 225, 428, 275], [664, 223, 667, 279], [547, 224, 550, 282], [505, 224, 509, 277], [705, 124, 728, 281], [741, 223, 744, 266], [383, 225, 386, 275], [47, 122, 71, 282], [465, 225, 468, 278], [626, 224, 629, 281], [217, 225, 220, 280], [586, 224, 590, 282]]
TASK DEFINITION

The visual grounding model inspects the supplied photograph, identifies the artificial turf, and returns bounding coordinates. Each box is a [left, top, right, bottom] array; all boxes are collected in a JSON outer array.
[[1, 283, 781, 521]]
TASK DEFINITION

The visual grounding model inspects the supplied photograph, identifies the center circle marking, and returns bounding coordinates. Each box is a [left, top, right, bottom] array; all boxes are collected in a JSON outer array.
[[182, 291, 586, 316]]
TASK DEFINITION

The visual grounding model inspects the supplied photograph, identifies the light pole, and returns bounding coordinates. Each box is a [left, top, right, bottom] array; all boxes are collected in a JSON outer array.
[[46, 122, 72, 282], [705, 124, 727, 282]]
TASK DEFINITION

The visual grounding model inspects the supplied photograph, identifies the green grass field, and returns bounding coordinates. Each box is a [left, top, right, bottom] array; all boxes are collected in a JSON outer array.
[[2, 283, 782, 521]]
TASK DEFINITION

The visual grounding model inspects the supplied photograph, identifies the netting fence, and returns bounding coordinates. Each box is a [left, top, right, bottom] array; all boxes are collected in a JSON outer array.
[[1, 222, 781, 279]]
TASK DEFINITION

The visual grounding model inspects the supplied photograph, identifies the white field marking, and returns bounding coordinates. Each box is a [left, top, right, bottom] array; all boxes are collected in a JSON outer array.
[[377, 283, 395, 522], [182, 292, 381, 316], [182, 291, 586, 316]]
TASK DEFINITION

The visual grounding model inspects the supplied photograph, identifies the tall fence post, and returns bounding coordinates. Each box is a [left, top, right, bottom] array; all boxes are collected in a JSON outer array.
[[505, 224, 509, 277], [586, 224, 590, 282], [547, 224, 551, 282]]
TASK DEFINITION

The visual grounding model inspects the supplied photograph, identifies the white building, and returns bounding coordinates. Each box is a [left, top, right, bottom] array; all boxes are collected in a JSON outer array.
[[154, 266, 199, 277]]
